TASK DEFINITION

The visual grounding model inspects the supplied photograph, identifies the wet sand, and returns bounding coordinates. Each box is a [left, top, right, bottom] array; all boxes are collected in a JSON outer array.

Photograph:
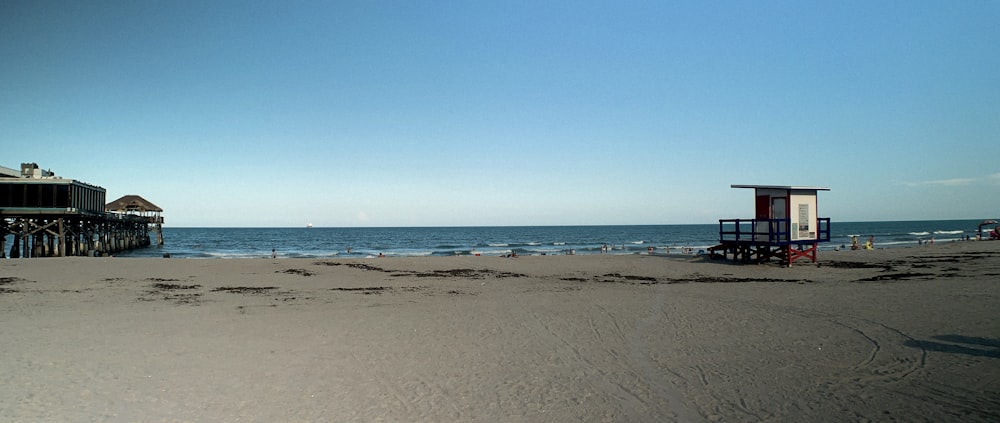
[[1, 241, 998, 422]]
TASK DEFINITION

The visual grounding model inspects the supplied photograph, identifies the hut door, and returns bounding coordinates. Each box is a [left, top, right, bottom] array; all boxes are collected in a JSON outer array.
[[755, 195, 770, 220], [771, 197, 787, 241], [754, 195, 771, 241]]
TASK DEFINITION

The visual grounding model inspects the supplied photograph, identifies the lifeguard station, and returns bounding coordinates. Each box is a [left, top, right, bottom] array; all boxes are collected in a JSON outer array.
[[710, 185, 831, 265]]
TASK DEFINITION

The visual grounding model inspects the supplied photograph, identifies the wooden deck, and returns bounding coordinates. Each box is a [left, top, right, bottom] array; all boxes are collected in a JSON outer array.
[[708, 218, 831, 265]]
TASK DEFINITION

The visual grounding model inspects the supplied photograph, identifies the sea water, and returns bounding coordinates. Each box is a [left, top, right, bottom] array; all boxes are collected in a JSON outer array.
[[100, 219, 985, 259]]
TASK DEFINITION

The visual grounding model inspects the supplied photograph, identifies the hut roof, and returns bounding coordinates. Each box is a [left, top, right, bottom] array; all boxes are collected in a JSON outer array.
[[106, 195, 162, 213], [731, 184, 830, 191]]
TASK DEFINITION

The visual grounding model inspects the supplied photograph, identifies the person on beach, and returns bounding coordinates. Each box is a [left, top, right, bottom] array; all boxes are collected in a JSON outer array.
[[271, 248, 277, 259]]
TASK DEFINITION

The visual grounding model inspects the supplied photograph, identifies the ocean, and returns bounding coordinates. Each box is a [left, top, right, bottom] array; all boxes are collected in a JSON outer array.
[[102, 219, 987, 259]]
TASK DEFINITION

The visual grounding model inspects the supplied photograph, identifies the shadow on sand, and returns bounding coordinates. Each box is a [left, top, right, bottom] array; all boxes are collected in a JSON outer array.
[[905, 335, 1000, 358]]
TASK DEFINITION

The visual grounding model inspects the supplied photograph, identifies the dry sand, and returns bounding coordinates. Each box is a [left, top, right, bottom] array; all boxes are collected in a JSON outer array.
[[1, 241, 999, 422]]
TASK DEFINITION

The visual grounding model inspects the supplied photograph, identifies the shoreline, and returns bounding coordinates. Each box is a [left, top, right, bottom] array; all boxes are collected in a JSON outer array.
[[103, 237, 993, 260], [2, 241, 998, 421], [90, 219, 992, 259]]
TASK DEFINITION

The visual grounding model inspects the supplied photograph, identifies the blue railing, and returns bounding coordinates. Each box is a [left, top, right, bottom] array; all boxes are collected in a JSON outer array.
[[719, 218, 831, 245]]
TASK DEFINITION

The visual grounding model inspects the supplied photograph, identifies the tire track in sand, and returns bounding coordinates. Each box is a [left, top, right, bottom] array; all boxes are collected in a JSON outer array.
[[520, 300, 701, 422], [628, 290, 702, 422], [675, 290, 930, 420], [526, 310, 651, 420]]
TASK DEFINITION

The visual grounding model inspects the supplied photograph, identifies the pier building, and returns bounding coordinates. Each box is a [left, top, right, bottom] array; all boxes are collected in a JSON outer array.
[[0, 163, 163, 258]]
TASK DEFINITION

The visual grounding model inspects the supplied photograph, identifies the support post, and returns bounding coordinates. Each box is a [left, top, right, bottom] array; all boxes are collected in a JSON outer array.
[[58, 218, 66, 257], [12, 233, 21, 258]]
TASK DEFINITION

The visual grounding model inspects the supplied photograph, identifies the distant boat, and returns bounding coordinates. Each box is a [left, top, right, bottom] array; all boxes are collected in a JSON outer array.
[[306, 223, 313, 228]]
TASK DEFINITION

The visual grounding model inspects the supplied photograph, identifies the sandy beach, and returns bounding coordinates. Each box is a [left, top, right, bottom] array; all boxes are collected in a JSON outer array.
[[1, 241, 998, 422]]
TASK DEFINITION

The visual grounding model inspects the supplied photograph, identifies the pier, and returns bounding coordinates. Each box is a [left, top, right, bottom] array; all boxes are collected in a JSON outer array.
[[0, 163, 163, 258]]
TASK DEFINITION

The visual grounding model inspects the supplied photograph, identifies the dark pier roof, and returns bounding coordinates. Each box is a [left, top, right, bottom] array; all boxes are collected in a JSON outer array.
[[106, 195, 163, 213]]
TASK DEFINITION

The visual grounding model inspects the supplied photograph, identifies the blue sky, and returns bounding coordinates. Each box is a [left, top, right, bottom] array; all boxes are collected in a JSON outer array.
[[2, 1, 997, 227]]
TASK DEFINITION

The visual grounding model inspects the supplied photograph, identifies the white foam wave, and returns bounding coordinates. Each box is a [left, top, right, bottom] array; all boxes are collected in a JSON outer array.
[[909, 231, 930, 236], [934, 230, 963, 235], [876, 240, 917, 247], [478, 248, 512, 255]]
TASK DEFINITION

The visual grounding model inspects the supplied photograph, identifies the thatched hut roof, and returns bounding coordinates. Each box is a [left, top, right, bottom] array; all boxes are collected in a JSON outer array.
[[106, 195, 162, 213]]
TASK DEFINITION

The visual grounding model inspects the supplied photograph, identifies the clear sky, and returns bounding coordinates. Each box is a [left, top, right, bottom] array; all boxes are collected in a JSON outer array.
[[2, 1, 997, 227]]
